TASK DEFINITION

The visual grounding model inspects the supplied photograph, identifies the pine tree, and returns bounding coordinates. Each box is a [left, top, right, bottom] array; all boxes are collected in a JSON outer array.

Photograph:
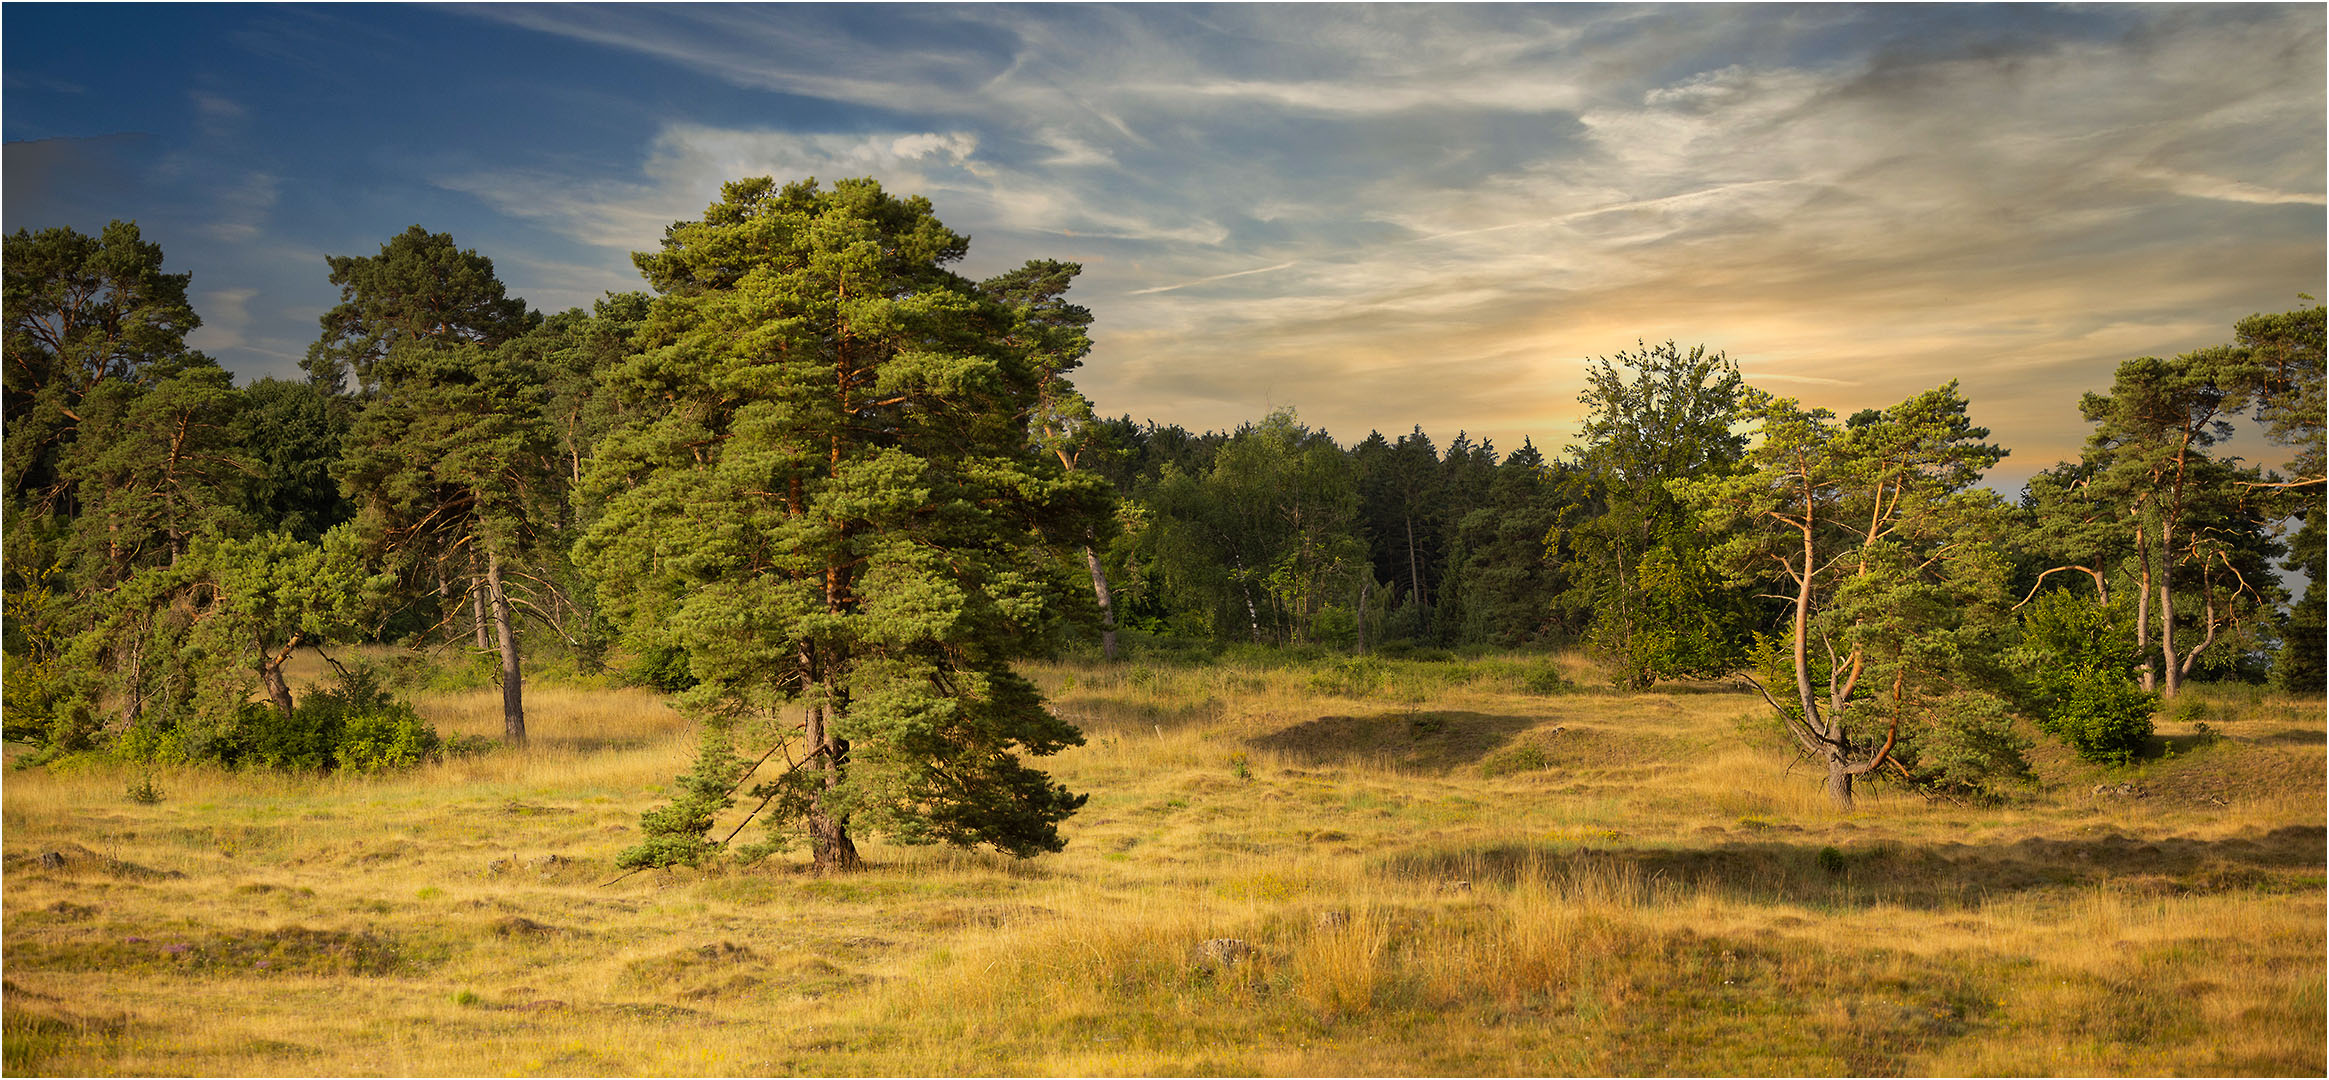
[[582, 177, 1106, 870], [318, 228, 548, 742], [1677, 382, 2018, 808]]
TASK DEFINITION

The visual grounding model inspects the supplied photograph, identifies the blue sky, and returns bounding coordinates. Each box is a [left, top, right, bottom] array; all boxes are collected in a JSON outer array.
[[5, 4, 2322, 491]]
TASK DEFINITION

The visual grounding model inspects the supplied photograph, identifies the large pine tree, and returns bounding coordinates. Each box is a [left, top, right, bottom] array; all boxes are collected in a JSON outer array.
[[582, 177, 1107, 870]]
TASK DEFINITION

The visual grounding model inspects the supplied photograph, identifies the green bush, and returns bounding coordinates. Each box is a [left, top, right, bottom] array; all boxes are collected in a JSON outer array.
[[337, 707, 441, 772], [2041, 676, 2156, 766], [116, 663, 444, 774], [2014, 590, 2155, 765], [1479, 743, 1550, 778], [231, 700, 339, 771], [1519, 663, 1574, 696]]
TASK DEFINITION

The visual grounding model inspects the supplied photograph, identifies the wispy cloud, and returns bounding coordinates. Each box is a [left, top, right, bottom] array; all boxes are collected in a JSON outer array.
[[248, 5, 2329, 468]]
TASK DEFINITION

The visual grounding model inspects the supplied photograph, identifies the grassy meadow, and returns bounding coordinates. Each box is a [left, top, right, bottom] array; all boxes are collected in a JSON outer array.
[[4, 649, 2323, 1076]]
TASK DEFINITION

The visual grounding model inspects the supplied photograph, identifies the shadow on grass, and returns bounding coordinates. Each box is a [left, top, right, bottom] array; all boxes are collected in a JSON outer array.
[[1379, 825, 2327, 910], [1050, 694, 1225, 735], [2139, 731, 2229, 759], [1248, 710, 1540, 770]]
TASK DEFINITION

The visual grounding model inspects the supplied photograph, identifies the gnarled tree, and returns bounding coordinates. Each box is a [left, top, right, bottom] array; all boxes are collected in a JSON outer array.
[[1678, 382, 2013, 808]]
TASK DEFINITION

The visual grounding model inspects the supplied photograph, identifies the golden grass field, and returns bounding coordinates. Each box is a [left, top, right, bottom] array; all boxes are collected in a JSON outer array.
[[4, 649, 2323, 1076]]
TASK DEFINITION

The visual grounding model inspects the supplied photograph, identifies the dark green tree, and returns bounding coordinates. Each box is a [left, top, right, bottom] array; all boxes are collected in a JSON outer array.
[[1445, 440, 1568, 646], [2231, 302, 2325, 690], [336, 340, 556, 743], [318, 228, 550, 742], [3, 221, 206, 510], [582, 177, 1106, 870], [979, 260, 1124, 660], [1353, 425, 1444, 639], [1146, 409, 1367, 645], [303, 225, 536, 395], [233, 378, 352, 543]]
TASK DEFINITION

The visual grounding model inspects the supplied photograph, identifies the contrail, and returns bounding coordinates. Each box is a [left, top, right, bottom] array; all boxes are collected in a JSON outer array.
[[1128, 261, 1297, 295]]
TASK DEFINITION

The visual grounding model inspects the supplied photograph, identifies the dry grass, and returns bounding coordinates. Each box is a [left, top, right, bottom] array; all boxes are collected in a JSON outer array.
[[4, 651, 2321, 1076]]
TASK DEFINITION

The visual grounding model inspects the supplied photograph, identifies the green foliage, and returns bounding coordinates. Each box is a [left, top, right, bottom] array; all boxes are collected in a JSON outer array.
[[303, 225, 537, 395], [617, 722, 747, 871], [1144, 409, 1370, 647], [2039, 678, 2155, 767], [585, 176, 1104, 864], [2012, 590, 2156, 765], [308, 668, 442, 772], [1891, 690, 2034, 799], [1478, 743, 1549, 778], [1518, 663, 1574, 696], [4, 220, 207, 508], [625, 642, 698, 693], [111, 661, 440, 773], [1562, 341, 1752, 688], [1679, 382, 2019, 806]]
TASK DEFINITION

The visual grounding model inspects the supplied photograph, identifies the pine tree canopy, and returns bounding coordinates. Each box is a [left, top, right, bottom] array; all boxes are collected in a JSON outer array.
[[584, 177, 1108, 866]]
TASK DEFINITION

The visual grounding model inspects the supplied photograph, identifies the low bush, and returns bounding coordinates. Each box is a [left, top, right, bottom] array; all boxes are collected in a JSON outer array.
[[115, 663, 441, 774], [2012, 591, 2155, 766]]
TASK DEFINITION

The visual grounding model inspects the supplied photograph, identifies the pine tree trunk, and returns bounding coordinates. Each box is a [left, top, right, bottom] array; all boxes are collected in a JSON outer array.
[[2134, 527, 2156, 692], [2158, 518, 2180, 699], [487, 550, 525, 744], [258, 636, 297, 721], [471, 553, 491, 651], [1824, 751, 1855, 810], [1404, 516, 1426, 627], [1083, 545, 1118, 662], [804, 702, 860, 871], [1791, 506, 1853, 810]]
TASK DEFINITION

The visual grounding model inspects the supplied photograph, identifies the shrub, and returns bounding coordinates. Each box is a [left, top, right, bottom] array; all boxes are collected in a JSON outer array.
[[2013, 590, 2155, 765], [119, 663, 444, 774], [337, 708, 441, 772], [1896, 690, 2034, 797], [2040, 676, 2156, 766], [231, 700, 339, 771], [1519, 663, 1573, 696], [1479, 744, 1550, 778]]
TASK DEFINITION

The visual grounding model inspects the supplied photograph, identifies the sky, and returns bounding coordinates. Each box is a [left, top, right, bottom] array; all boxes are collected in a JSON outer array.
[[5, 3, 2322, 494]]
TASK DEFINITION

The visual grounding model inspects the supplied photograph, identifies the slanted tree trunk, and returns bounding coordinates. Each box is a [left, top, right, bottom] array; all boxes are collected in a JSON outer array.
[[1083, 545, 1118, 662], [1787, 513, 1856, 810], [257, 633, 300, 721], [486, 550, 525, 744]]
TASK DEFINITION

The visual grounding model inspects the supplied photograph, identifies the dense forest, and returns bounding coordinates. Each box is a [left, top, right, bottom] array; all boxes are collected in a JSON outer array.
[[4, 178, 2321, 847]]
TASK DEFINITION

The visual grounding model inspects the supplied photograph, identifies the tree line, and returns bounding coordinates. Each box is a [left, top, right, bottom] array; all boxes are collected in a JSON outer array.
[[5, 178, 2320, 854]]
